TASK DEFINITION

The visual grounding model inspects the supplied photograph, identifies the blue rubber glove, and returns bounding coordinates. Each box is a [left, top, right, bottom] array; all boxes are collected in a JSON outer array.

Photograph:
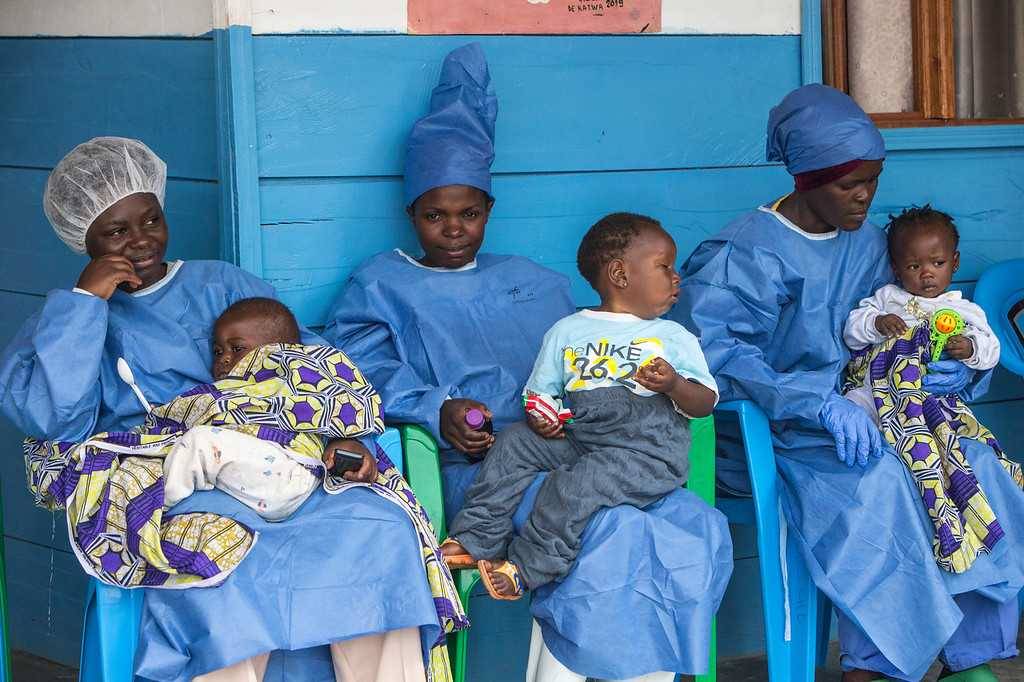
[[819, 393, 884, 467], [922, 360, 973, 395]]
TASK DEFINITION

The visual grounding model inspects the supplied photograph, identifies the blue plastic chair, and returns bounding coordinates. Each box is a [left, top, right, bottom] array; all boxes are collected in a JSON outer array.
[[974, 258, 1024, 613], [79, 580, 143, 682], [78, 428, 405, 681], [973, 258, 1024, 378], [714, 400, 830, 682]]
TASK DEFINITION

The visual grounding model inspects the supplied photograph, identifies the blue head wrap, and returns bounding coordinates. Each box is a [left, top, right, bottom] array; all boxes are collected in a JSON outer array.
[[766, 84, 885, 175], [403, 43, 498, 207]]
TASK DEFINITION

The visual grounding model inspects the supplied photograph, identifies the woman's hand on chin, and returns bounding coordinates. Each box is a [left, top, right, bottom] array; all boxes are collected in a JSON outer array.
[[76, 255, 143, 299], [440, 399, 495, 456]]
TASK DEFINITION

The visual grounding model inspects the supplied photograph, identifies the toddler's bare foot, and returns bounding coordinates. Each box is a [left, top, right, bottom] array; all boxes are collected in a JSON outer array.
[[439, 538, 475, 567], [479, 560, 524, 599], [440, 539, 467, 557]]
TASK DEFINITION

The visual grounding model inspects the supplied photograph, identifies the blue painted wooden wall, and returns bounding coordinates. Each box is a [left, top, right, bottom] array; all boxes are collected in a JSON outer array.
[[0, 37, 220, 665], [0, 30, 1021, 674]]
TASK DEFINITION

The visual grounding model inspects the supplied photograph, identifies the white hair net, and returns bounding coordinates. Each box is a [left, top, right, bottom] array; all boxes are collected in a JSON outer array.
[[43, 137, 167, 254]]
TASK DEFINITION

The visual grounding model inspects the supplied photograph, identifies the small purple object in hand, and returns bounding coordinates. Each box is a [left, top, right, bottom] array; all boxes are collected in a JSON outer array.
[[465, 408, 493, 433]]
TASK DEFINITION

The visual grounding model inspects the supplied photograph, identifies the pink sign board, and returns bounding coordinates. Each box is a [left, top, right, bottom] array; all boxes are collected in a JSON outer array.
[[409, 0, 661, 35]]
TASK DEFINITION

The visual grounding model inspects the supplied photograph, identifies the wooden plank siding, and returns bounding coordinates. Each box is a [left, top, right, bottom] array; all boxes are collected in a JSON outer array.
[[0, 36, 218, 665]]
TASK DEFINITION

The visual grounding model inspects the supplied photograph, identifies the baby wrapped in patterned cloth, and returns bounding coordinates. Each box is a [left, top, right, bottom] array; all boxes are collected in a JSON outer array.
[[161, 297, 381, 521], [842, 206, 1023, 574]]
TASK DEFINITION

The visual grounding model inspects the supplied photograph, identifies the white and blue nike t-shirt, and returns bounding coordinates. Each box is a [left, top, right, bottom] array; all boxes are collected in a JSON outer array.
[[525, 309, 718, 415]]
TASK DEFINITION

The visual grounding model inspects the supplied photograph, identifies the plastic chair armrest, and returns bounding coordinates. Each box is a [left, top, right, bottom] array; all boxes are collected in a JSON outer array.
[[714, 399, 783, 577], [687, 415, 716, 506], [715, 400, 776, 500], [399, 424, 447, 541]]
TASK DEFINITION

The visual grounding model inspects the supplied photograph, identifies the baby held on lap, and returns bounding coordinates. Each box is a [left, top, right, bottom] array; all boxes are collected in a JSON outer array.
[[162, 297, 377, 521], [843, 205, 1000, 423]]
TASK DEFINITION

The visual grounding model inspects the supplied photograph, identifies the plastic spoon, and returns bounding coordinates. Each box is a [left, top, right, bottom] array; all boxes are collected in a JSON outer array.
[[116, 357, 153, 414]]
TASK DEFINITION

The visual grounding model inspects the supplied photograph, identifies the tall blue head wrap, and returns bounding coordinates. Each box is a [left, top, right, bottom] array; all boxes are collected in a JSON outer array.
[[403, 43, 498, 207], [766, 84, 885, 175]]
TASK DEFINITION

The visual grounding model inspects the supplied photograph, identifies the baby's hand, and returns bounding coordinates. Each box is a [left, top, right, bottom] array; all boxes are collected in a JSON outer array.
[[634, 357, 679, 394], [323, 438, 378, 483], [527, 413, 564, 439], [944, 334, 974, 361], [874, 313, 908, 337]]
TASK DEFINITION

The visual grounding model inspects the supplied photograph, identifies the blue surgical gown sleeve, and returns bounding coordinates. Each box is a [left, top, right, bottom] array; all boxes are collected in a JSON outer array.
[[678, 241, 839, 426], [322, 277, 454, 445], [0, 289, 109, 441]]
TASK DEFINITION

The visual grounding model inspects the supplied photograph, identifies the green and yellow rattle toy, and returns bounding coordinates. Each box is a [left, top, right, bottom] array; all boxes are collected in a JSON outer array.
[[930, 308, 965, 361]]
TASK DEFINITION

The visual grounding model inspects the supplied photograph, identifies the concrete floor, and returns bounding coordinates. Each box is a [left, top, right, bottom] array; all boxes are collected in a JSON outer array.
[[12, 651, 77, 681], [13, 619, 1024, 682], [712, 635, 1024, 681]]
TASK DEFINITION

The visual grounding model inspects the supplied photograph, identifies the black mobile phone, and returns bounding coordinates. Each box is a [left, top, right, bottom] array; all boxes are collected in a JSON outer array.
[[331, 449, 364, 476]]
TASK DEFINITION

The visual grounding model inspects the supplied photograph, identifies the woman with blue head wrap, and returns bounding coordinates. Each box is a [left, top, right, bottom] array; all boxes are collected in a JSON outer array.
[[671, 84, 1024, 681], [325, 42, 576, 514], [325, 44, 732, 682], [1, 137, 443, 682]]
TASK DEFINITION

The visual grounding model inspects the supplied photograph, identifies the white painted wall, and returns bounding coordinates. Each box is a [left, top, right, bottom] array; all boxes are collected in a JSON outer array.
[[661, 0, 800, 34], [0, 0, 212, 36], [252, 0, 406, 34], [0, 0, 800, 36]]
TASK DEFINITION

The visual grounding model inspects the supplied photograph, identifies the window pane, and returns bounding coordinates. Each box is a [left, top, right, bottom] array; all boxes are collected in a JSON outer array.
[[954, 0, 1024, 118], [847, 0, 914, 113]]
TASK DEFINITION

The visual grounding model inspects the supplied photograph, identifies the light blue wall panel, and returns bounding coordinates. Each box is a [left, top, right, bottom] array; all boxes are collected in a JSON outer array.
[[5, 538, 86, 667], [252, 35, 802, 177], [872, 148, 1024, 281], [0, 38, 217, 180], [261, 165, 795, 326], [261, 149, 1024, 330]]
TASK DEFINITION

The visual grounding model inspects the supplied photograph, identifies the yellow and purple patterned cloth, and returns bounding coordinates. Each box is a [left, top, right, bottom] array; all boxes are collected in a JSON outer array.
[[24, 343, 466, 680], [845, 326, 1024, 573]]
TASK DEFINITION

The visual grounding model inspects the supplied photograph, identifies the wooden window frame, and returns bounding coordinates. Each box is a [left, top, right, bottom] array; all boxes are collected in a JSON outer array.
[[822, 0, 1024, 128]]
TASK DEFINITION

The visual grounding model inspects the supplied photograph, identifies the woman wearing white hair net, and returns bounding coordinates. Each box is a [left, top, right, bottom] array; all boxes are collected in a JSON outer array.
[[0, 137, 444, 682]]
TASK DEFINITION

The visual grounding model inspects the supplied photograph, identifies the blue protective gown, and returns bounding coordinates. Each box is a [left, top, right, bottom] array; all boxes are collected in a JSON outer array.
[[324, 250, 734, 679], [0, 260, 439, 682], [672, 207, 1024, 680]]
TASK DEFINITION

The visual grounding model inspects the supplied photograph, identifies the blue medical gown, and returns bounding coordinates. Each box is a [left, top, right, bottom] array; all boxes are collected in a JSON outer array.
[[324, 251, 735, 678], [672, 208, 1024, 680], [322, 250, 577, 516], [0, 260, 439, 681]]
